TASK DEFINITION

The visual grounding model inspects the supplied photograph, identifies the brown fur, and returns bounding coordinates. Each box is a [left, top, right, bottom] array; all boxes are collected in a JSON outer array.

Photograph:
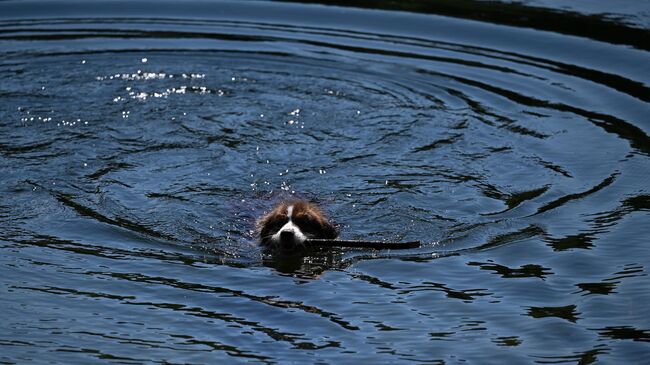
[[257, 200, 337, 246]]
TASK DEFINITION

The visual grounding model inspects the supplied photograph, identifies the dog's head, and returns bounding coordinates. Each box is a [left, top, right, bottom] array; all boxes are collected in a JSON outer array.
[[257, 200, 337, 250]]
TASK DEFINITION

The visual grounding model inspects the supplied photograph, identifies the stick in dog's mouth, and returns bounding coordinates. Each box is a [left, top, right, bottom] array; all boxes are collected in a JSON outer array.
[[305, 239, 420, 250]]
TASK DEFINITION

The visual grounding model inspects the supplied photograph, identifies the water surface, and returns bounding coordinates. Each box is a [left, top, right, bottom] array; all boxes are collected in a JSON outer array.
[[1, 0, 649, 363]]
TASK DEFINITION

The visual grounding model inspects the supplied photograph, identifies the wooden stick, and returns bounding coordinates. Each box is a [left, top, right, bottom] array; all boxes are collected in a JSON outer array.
[[305, 239, 420, 250]]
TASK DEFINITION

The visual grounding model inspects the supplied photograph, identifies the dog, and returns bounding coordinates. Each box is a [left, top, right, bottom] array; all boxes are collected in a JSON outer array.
[[257, 200, 337, 250]]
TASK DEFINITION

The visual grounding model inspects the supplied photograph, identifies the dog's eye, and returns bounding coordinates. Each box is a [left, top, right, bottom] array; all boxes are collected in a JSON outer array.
[[261, 215, 288, 237], [271, 216, 288, 229], [292, 215, 308, 225], [293, 214, 318, 231]]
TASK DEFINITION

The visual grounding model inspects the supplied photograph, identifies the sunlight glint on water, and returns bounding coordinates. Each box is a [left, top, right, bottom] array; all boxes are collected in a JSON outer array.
[[0, 1, 649, 363]]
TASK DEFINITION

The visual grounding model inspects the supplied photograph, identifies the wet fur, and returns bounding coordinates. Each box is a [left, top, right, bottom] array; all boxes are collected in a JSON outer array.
[[257, 200, 337, 249]]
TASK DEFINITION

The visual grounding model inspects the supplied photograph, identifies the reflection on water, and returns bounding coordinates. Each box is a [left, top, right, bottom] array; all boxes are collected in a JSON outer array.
[[1, 0, 649, 363], [284, 0, 650, 50]]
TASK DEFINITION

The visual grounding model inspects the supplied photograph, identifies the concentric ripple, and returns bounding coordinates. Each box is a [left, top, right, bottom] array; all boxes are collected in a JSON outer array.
[[1, 1, 649, 363]]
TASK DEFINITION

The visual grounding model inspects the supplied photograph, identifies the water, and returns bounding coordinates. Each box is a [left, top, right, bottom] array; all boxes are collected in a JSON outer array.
[[1, 0, 649, 363]]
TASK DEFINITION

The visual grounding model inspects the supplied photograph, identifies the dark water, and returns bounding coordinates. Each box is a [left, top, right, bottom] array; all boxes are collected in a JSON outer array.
[[2, 0, 650, 363]]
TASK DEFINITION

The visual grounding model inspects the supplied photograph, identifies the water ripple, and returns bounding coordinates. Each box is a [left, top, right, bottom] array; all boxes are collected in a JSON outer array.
[[2, 1, 650, 363]]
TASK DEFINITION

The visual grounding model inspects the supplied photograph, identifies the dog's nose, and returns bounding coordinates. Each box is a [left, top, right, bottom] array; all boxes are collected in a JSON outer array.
[[280, 230, 295, 242]]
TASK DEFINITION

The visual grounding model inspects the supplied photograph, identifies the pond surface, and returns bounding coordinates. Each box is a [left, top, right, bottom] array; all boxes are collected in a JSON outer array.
[[1, 0, 649, 363]]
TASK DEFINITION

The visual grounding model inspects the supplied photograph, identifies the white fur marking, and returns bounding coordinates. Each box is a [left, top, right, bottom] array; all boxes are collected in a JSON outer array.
[[269, 204, 306, 245], [286, 205, 294, 221]]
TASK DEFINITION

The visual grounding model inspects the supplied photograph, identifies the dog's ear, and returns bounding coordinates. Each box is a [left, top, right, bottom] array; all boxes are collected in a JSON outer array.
[[308, 203, 338, 239], [256, 203, 288, 241], [310, 207, 337, 239], [321, 221, 338, 239]]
